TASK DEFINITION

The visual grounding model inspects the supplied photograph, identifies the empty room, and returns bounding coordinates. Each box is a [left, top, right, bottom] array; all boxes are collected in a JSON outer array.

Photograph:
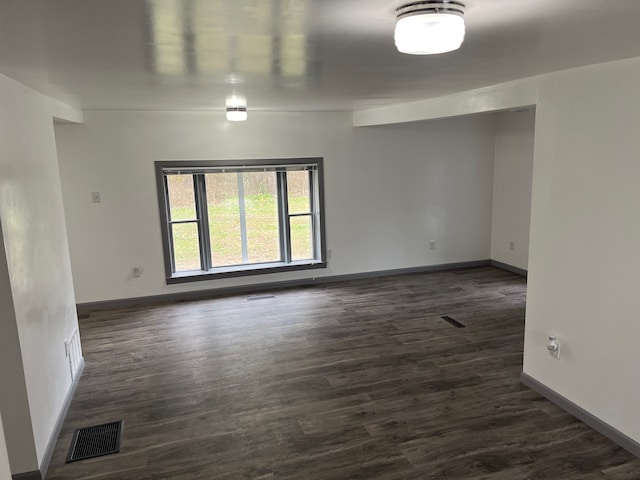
[[1, 1, 640, 479]]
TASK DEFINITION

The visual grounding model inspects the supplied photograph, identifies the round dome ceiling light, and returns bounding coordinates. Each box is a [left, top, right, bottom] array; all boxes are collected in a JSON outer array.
[[395, 1, 466, 55]]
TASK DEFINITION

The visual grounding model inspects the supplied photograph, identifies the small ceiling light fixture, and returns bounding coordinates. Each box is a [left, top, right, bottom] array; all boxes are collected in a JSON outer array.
[[395, 1, 466, 55], [226, 106, 247, 122], [225, 94, 247, 121]]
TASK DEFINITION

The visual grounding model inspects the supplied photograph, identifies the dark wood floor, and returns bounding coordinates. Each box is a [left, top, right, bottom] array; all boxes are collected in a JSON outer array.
[[46, 267, 640, 479]]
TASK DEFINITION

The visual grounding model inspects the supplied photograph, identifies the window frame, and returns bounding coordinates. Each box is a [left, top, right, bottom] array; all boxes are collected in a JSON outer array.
[[155, 158, 327, 284]]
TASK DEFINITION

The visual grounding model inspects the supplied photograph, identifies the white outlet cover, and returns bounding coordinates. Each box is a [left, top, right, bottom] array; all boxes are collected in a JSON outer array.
[[548, 336, 561, 359], [132, 266, 144, 277]]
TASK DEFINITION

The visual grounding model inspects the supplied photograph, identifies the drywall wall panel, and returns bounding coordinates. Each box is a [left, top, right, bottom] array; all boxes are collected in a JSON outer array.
[[525, 57, 640, 442], [353, 76, 539, 126], [491, 110, 535, 270], [55, 111, 496, 303], [0, 73, 80, 471], [0, 220, 38, 474], [0, 411, 12, 480]]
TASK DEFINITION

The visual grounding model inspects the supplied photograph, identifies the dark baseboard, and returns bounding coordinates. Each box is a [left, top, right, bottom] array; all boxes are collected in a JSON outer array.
[[521, 372, 640, 459], [11, 471, 41, 480], [77, 260, 491, 313], [490, 259, 527, 277], [14, 359, 85, 480]]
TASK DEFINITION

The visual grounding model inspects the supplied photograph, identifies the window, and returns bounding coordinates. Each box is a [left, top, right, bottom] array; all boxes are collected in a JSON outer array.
[[155, 158, 326, 283]]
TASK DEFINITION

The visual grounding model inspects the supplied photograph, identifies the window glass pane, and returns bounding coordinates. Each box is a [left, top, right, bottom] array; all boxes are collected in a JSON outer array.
[[287, 170, 310, 214], [167, 174, 196, 221], [172, 222, 201, 271], [290, 215, 313, 261], [206, 173, 243, 267], [244, 172, 280, 263], [159, 160, 324, 281]]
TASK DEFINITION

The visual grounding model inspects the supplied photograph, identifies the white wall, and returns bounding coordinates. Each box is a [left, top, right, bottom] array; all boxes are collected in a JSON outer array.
[[0, 411, 12, 480], [354, 76, 539, 127], [354, 56, 640, 445], [0, 74, 80, 473], [55, 111, 496, 303], [524, 57, 640, 442], [490, 110, 535, 270], [0, 221, 38, 474]]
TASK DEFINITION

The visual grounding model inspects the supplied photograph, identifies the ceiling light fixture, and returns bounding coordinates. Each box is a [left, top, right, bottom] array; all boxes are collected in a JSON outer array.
[[226, 106, 247, 122], [395, 1, 466, 55]]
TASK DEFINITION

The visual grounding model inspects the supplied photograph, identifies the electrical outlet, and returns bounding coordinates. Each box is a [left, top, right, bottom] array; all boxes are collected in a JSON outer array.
[[327, 249, 332, 259], [132, 266, 144, 278], [429, 240, 436, 250], [91, 191, 101, 203], [547, 336, 560, 359], [509, 240, 515, 251]]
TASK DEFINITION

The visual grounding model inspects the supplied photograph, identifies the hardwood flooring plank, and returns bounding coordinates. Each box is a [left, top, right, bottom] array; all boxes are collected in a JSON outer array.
[[45, 267, 640, 479]]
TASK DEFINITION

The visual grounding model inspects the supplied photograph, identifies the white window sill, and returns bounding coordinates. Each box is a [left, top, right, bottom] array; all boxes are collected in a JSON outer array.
[[167, 260, 327, 284]]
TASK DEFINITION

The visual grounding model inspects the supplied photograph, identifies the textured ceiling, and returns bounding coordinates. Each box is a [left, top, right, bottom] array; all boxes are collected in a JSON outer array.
[[2, 0, 640, 111]]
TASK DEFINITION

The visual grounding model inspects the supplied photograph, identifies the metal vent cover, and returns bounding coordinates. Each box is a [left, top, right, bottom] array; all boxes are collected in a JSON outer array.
[[66, 420, 123, 463], [441, 315, 466, 328], [247, 295, 276, 301]]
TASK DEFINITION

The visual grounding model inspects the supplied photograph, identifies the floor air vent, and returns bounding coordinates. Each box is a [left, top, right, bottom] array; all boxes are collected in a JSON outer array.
[[441, 315, 466, 328], [66, 420, 123, 463], [247, 295, 276, 301]]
